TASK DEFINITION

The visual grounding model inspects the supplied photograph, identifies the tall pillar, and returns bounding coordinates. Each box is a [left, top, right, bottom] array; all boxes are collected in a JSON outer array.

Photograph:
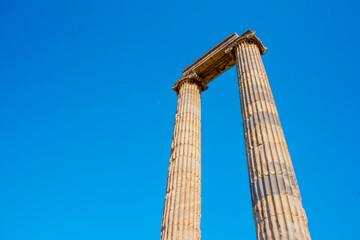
[[233, 31, 311, 240], [161, 72, 207, 240]]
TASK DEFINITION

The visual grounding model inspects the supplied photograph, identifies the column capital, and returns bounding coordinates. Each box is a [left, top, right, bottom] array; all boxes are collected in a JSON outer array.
[[172, 71, 208, 94], [226, 29, 267, 55]]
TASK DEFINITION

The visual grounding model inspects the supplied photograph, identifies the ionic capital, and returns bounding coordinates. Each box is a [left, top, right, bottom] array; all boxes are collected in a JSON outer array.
[[226, 29, 267, 55], [172, 71, 208, 94]]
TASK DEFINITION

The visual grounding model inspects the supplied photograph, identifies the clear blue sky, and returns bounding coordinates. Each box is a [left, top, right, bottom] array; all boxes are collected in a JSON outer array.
[[1, 0, 359, 239]]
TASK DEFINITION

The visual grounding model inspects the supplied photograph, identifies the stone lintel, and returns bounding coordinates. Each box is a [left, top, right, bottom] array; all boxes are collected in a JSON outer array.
[[180, 30, 267, 85]]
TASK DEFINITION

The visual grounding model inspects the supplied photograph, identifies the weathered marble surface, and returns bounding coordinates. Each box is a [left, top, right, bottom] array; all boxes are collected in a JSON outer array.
[[161, 30, 311, 240], [161, 77, 203, 240], [234, 39, 311, 240]]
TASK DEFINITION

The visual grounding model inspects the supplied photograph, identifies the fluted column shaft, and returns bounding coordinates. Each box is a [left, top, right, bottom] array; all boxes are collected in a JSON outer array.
[[161, 79, 202, 240], [234, 40, 311, 240]]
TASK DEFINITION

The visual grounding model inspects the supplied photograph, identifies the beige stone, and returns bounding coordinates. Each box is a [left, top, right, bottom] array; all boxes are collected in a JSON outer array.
[[161, 75, 204, 240], [161, 30, 311, 240]]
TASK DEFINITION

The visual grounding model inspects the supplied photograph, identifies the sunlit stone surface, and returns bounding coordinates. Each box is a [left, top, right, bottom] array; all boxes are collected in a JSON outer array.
[[161, 30, 311, 240]]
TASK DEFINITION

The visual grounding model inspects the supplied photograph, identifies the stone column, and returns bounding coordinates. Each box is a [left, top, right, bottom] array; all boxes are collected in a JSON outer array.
[[233, 31, 311, 240], [161, 72, 207, 240]]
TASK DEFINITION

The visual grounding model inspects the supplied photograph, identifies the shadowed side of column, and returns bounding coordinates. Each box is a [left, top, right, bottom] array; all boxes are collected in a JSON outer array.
[[234, 32, 311, 240]]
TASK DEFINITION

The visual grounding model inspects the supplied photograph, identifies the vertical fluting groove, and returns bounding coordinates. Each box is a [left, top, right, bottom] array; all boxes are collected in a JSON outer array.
[[195, 86, 201, 239], [235, 41, 311, 240], [249, 43, 294, 239], [243, 43, 275, 240], [161, 80, 202, 240], [245, 43, 283, 240], [238, 43, 271, 239], [237, 44, 264, 239], [251, 43, 293, 239], [251, 43, 291, 238], [253, 43, 304, 240]]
